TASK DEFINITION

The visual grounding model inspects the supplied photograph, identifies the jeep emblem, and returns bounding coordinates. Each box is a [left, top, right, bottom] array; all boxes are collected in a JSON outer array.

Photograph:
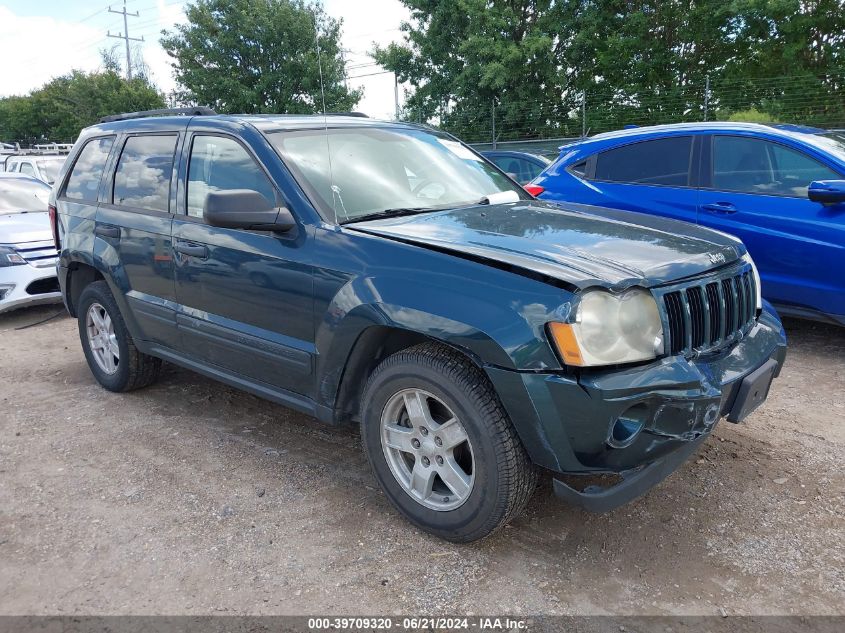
[[708, 252, 726, 264]]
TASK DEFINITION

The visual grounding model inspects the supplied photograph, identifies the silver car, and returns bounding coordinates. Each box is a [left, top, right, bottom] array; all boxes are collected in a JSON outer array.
[[0, 174, 62, 313]]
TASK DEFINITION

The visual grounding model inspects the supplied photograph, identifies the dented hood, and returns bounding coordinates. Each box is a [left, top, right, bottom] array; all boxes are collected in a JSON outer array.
[[348, 200, 745, 288]]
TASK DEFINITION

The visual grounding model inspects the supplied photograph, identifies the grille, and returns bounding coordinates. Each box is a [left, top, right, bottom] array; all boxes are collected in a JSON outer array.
[[7, 240, 58, 268], [662, 267, 757, 356]]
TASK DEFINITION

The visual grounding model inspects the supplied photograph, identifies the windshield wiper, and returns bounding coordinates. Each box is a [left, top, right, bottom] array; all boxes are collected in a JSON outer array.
[[341, 207, 441, 225]]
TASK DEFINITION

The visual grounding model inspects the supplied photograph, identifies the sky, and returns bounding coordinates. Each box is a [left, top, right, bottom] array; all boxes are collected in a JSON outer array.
[[0, 0, 410, 119]]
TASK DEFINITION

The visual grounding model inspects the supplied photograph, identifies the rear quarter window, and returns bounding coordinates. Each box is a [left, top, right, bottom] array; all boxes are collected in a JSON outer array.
[[64, 137, 115, 202], [593, 136, 693, 186]]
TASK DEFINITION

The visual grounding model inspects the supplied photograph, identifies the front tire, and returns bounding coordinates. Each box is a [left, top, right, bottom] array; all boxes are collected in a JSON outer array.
[[77, 280, 161, 392], [360, 343, 537, 542]]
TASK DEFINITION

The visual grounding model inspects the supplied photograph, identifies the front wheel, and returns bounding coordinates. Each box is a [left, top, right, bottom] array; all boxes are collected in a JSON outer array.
[[360, 343, 537, 542]]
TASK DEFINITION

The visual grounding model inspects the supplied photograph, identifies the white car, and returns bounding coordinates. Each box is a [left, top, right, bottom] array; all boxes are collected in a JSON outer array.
[[0, 174, 62, 313], [4, 154, 68, 185]]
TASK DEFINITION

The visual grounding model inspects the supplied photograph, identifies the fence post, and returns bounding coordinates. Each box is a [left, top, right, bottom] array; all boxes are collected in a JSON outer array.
[[491, 100, 497, 149], [581, 93, 587, 138], [704, 75, 710, 122]]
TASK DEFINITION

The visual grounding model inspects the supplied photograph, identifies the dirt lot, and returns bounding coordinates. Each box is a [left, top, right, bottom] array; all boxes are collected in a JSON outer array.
[[0, 304, 842, 617]]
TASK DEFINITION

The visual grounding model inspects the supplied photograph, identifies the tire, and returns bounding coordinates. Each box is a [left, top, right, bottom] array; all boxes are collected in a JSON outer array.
[[77, 280, 161, 392], [360, 342, 537, 542]]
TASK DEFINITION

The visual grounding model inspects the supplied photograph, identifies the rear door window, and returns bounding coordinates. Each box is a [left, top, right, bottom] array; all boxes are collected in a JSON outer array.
[[593, 136, 693, 186], [64, 137, 115, 202], [112, 134, 178, 212], [20, 162, 36, 177]]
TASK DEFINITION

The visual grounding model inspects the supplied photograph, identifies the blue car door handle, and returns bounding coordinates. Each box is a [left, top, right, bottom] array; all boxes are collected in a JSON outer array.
[[701, 202, 738, 214], [174, 241, 209, 259]]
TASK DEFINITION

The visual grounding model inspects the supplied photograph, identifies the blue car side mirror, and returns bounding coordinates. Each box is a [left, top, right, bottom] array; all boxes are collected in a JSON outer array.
[[808, 180, 845, 206]]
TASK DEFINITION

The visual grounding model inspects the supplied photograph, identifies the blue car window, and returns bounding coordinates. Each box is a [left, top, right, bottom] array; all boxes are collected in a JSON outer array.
[[187, 135, 276, 218], [113, 135, 178, 212], [64, 136, 115, 202], [713, 136, 838, 197], [593, 136, 692, 186]]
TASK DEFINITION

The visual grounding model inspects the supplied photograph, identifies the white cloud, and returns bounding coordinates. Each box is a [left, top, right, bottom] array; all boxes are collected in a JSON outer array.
[[0, 6, 104, 97]]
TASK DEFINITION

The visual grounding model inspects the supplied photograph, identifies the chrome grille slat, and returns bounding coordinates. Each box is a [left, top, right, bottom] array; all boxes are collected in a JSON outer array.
[[661, 264, 758, 357]]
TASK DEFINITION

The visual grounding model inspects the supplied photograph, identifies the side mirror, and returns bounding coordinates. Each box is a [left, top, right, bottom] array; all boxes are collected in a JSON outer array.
[[808, 180, 845, 206], [204, 189, 296, 231]]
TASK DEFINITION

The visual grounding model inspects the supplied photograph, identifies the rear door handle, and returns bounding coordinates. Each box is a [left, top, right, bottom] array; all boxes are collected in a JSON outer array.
[[174, 241, 209, 259], [701, 202, 738, 215], [95, 225, 121, 238]]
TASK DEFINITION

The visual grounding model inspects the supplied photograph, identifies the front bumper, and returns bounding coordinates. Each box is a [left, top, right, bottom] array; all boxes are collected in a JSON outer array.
[[0, 261, 62, 313], [487, 305, 787, 511]]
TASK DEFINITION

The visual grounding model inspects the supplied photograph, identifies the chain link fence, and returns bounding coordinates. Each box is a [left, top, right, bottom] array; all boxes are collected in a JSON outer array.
[[426, 71, 845, 152]]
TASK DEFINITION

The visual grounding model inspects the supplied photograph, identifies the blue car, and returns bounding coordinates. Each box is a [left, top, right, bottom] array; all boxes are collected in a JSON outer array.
[[481, 150, 551, 184], [529, 123, 845, 325]]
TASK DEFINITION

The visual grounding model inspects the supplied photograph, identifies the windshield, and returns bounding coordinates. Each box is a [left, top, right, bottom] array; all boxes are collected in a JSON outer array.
[[269, 126, 526, 223], [812, 132, 845, 163], [36, 158, 64, 185], [0, 178, 51, 214]]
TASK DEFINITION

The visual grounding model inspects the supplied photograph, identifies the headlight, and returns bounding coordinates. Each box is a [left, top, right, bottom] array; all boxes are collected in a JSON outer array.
[[0, 246, 26, 267], [548, 288, 663, 367], [742, 252, 762, 310]]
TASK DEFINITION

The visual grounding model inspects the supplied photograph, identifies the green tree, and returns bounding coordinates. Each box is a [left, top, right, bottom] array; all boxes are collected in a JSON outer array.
[[376, 0, 845, 139], [160, 0, 361, 114], [374, 0, 575, 141], [0, 68, 164, 144]]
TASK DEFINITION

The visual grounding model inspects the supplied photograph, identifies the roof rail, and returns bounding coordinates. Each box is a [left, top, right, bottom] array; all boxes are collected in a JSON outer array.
[[324, 111, 369, 118], [98, 106, 217, 124]]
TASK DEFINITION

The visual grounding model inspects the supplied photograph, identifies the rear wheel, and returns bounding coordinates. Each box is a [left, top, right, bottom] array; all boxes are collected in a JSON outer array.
[[77, 281, 161, 392], [360, 343, 537, 542]]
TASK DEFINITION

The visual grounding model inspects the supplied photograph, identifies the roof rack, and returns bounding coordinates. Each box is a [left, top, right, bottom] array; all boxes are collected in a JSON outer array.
[[99, 106, 217, 124], [324, 111, 369, 118]]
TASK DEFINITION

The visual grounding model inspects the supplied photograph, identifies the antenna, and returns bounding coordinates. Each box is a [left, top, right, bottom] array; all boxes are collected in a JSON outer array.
[[313, 14, 342, 224]]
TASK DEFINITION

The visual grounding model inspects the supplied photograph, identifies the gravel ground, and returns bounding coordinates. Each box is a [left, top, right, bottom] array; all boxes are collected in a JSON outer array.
[[0, 305, 842, 616]]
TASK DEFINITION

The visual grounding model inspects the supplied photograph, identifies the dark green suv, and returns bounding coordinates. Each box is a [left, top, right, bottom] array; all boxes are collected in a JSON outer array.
[[50, 108, 787, 542]]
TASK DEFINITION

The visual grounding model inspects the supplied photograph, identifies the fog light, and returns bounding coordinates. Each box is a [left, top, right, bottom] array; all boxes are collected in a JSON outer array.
[[607, 404, 649, 449]]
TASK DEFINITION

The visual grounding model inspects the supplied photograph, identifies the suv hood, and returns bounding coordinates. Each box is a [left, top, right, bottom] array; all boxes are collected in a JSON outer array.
[[0, 212, 51, 245], [348, 201, 745, 288]]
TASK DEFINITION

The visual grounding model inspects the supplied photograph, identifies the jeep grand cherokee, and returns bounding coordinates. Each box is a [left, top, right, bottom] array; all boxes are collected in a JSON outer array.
[[51, 109, 787, 542]]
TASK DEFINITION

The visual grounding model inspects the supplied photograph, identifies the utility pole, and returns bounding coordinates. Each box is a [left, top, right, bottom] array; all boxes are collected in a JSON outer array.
[[394, 72, 399, 120], [704, 74, 711, 122], [108, 0, 143, 80]]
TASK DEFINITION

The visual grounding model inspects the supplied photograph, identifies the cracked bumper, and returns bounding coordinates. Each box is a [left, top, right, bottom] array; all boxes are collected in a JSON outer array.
[[488, 304, 787, 510]]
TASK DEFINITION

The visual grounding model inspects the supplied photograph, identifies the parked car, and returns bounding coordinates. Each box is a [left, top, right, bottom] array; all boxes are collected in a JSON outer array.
[[481, 150, 551, 184], [0, 174, 62, 313], [528, 122, 845, 326], [4, 154, 68, 185], [53, 109, 786, 542]]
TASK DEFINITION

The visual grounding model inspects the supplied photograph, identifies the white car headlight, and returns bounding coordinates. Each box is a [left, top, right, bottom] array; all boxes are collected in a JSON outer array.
[[742, 252, 763, 310], [549, 288, 664, 367]]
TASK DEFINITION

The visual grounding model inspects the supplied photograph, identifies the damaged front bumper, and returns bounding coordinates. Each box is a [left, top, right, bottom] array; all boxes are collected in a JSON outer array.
[[488, 304, 787, 512]]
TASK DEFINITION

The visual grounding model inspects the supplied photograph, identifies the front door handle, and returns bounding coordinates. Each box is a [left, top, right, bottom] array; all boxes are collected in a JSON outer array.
[[174, 241, 209, 259], [95, 225, 121, 238], [701, 202, 738, 215]]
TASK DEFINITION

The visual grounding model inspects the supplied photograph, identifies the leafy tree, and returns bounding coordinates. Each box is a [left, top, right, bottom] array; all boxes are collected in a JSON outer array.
[[727, 108, 778, 123], [0, 68, 164, 144], [374, 1, 575, 141], [376, 0, 845, 139], [160, 0, 361, 114]]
